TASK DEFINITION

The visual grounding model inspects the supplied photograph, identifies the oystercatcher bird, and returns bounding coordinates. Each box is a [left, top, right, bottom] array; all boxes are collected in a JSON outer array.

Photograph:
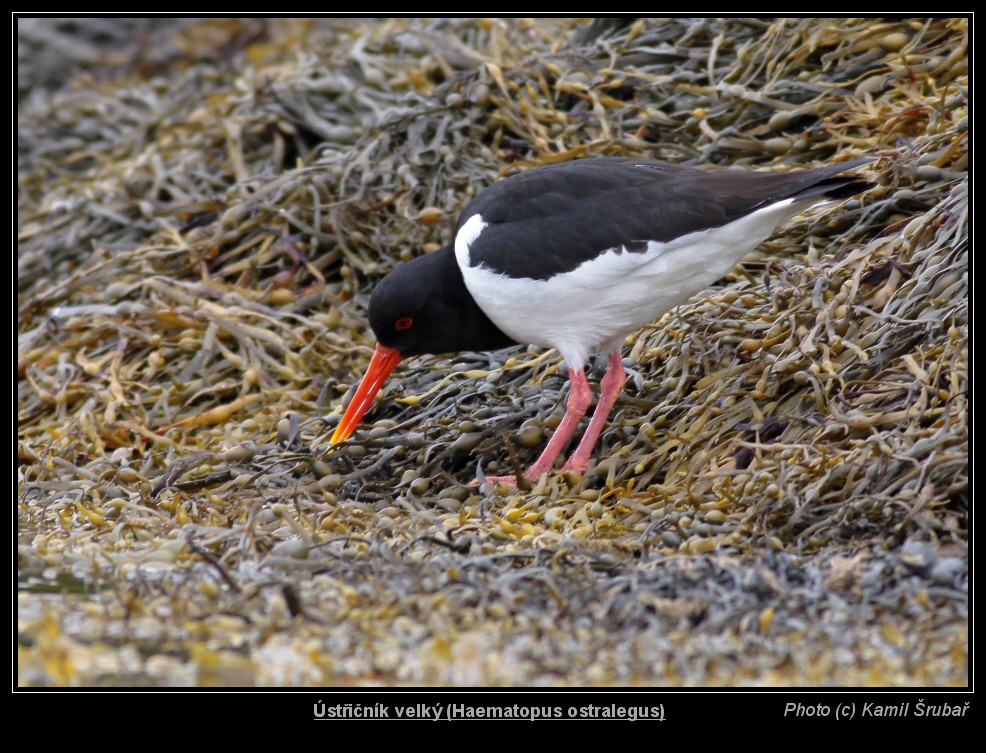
[[331, 157, 872, 483]]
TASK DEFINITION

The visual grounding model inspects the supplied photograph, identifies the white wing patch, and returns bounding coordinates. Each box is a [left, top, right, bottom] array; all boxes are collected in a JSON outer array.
[[454, 213, 488, 269]]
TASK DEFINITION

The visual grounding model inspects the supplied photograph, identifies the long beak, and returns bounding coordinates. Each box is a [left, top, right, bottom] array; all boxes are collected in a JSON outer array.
[[330, 344, 404, 444]]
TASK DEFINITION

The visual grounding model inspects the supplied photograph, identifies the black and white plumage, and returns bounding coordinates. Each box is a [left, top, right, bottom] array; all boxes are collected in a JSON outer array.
[[332, 156, 873, 483]]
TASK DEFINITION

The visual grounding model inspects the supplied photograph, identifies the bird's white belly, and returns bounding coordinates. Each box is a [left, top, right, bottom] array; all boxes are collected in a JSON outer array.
[[455, 199, 802, 366]]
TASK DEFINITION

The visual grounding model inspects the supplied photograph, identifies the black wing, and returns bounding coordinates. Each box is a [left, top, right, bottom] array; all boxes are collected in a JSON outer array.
[[456, 157, 872, 280]]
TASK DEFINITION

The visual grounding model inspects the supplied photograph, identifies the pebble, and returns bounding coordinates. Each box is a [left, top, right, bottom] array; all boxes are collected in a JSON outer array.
[[915, 164, 943, 182], [660, 531, 681, 548], [899, 540, 936, 573], [930, 557, 965, 586]]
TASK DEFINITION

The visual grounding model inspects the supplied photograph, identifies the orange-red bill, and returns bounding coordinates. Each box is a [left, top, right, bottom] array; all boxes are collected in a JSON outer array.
[[330, 344, 404, 444]]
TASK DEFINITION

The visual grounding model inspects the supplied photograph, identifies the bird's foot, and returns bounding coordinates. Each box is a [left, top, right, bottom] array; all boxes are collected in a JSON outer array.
[[469, 467, 587, 489], [469, 473, 532, 490]]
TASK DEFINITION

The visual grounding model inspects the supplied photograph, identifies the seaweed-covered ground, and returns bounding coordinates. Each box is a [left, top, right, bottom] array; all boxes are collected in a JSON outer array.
[[18, 18, 967, 686]]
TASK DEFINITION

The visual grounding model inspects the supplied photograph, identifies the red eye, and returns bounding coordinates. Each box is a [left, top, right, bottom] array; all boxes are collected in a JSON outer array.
[[395, 317, 413, 331]]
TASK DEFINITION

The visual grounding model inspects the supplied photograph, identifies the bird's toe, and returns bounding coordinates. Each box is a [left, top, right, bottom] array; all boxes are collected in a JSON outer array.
[[469, 473, 533, 490]]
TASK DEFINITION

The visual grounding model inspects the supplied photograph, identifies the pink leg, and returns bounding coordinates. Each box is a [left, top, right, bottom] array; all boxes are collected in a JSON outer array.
[[481, 366, 593, 484], [561, 350, 625, 473]]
